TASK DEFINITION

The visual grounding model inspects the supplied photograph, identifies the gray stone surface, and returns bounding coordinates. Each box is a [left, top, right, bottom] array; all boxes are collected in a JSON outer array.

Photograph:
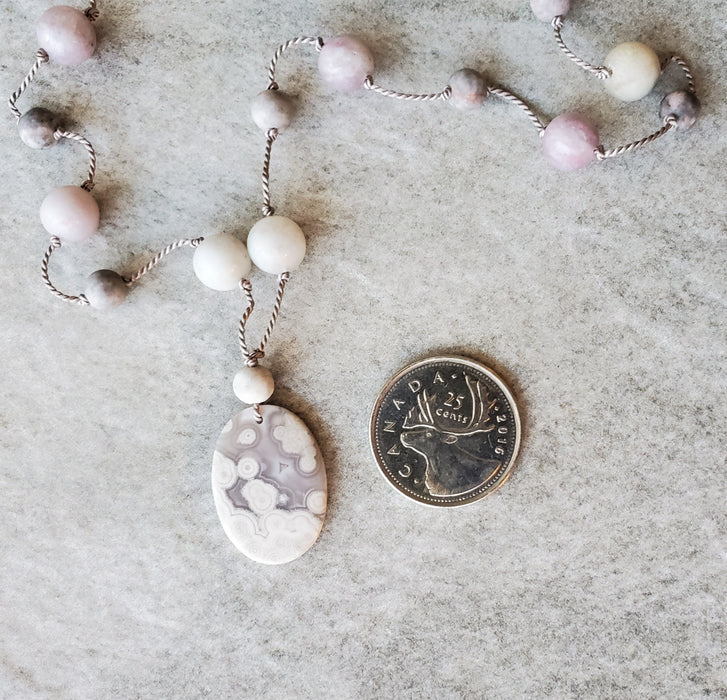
[[1, 1, 725, 698]]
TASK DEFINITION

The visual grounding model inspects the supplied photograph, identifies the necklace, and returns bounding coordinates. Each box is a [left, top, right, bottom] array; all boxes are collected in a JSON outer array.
[[9, 0, 700, 565]]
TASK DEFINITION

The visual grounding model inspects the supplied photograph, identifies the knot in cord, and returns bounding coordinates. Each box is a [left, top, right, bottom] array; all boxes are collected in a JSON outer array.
[[245, 349, 265, 367]]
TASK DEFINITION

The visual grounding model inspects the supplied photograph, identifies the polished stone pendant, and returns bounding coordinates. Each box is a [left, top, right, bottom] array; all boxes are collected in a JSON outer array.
[[212, 405, 326, 564]]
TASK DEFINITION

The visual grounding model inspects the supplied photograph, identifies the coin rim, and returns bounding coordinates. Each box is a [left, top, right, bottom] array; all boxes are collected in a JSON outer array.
[[369, 355, 521, 508]]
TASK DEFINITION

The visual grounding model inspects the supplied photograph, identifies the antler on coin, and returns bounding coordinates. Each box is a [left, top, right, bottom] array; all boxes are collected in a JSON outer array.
[[402, 389, 436, 429], [451, 375, 496, 435]]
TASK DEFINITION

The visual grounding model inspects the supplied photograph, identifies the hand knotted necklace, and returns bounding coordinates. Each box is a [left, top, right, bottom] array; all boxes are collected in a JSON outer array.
[[9, 0, 700, 564]]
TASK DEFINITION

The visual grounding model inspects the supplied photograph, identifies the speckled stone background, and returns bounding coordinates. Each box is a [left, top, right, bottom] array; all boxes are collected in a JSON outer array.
[[1, 1, 725, 698]]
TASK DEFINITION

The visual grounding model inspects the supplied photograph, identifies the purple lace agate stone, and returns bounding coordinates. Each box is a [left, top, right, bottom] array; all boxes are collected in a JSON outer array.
[[36, 5, 96, 66], [317, 35, 374, 92], [542, 112, 600, 171]]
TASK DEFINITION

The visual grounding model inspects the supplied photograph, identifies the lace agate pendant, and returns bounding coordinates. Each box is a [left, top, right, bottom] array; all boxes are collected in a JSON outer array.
[[211, 405, 326, 564]]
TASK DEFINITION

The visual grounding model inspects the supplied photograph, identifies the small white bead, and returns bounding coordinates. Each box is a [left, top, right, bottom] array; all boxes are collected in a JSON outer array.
[[247, 216, 306, 274], [193, 233, 251, 291], [233, 365, 275, 404], [604, 42, 661, 102], [39, 185, 99, 242]]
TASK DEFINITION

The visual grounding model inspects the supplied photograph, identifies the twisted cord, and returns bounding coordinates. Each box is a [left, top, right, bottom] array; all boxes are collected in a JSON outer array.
[[41, 237, 90, 305], [596, 118, 676, 161], [259, 272, 290, 355], [262, 128, 278, 216], [487, 86, 546, 135], [238, 279, 256, 361], [123, 237, 204, 285], [84, 0, 100, 21], [551, 16, 610, 80], [8, 49, 49, 120], [267, 36, 324, 90], [364, 77, 451, 102], [238, 273, 291, 366], [663, 55, 697, 94], [54, 130, 98, 190]]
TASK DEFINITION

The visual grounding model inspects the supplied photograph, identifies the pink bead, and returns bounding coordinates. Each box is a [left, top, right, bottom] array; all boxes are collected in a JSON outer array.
[[317, 36, 374, 92], [541, 113, 600, 171], [530, 0, 571, 22], [40, 186, 100, 242], [36, 6, 96, 66]]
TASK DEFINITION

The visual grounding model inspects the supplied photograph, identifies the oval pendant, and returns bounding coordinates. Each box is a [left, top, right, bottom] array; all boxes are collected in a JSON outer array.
[[211, 404, 326, 565]]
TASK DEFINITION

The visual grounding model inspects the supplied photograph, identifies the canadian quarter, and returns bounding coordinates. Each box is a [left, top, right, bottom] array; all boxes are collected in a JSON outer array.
[[370, 356, 521, 507]]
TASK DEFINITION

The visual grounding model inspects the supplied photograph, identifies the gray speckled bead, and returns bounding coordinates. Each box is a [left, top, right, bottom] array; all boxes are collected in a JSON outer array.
[[660, 90, 701, 131], [84, 270, 129, 309], [250, 90, 296, 131], [18, 107, 60, 149], [448, 69, 487, 111]]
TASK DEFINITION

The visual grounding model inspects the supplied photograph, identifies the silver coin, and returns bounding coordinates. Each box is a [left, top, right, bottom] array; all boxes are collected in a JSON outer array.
[[370, 356, 521, 507]]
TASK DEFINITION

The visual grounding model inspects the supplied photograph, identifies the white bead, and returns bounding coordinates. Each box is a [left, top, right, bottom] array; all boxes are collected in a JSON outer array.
[[233, 366, 275, 404], [193, 233, 251, 291], [247, 216, 306, 274], [603, 42, 661, 102], [39, 185, 99, 242]]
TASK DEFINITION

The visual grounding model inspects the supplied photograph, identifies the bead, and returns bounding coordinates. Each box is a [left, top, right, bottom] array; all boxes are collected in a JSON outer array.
[[603, 42, 661, 102], [247, 216, 306, 274], [39, 185, 99, 242], [84, 270, 129, 309], [317, 35, 374, 92], [250, 90, 296, 131], [660, 90, 701, 131], [232, 365, 275, 404], [542, 112, 600, 171], [18, 108, 60, 149], [36, 6, 96, 66], [447, 69, 487, 111], [530, 0, 571, 22], [192, 233, 251, 291]]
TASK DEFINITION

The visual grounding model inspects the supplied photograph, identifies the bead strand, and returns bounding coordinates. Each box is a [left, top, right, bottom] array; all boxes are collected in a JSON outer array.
[[11, 3, 216, 311], [11, 4, 702, 424]]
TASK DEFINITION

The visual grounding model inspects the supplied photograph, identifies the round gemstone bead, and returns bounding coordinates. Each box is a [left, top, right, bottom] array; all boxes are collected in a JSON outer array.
[[36, 6, 97, 66], [603, 42, 661, 102], [193, 233, 251, 291], [39, 185, 99, 242], [250, 90, 296, 131], [530, 0, 571, 22], [447, 69, 487, 111], [84, 270, 129, 309], [233, 365, 275, 404], [542, 112, 600, 171], [247, 216, 306, 274], [18, 108, 60, 149], [660, 90, 701, 131], [317, 35, 374, 92]]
